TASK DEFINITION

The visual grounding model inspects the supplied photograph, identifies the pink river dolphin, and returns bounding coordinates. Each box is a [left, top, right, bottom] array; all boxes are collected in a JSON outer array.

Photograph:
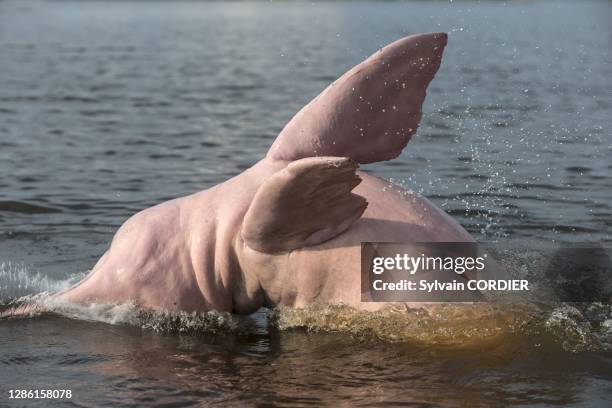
[[50, 32, 482, 314]]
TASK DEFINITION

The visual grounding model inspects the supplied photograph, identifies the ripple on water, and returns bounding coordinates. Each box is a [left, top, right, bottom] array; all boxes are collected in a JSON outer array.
[[0, 200, 62, 214]]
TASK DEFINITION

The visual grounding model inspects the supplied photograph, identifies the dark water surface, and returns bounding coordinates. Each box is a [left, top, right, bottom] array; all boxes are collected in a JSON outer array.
[[1, 0, 611, 406]]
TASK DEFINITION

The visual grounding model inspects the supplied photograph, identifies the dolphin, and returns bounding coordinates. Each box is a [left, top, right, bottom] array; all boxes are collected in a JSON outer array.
[[53, 32, 478, 313]]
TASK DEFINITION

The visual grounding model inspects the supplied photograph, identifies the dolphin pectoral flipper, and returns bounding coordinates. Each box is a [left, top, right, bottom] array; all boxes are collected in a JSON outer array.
[[241, 156, 367, 253], [267, 32, 448, 164]]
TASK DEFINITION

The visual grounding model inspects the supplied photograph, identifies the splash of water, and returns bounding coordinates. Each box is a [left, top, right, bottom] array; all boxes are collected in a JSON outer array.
[[1, 293, 257, 335], [271, 302, 612, 353], [1, 262, 610, 352], [3, 291, 611, 352], [0, 261, 82, 303]]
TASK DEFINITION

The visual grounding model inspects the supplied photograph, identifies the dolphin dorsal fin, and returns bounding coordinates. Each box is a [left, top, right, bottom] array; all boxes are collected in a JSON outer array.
[[267, 32, 447, 164], [241, 157, 366, 253]]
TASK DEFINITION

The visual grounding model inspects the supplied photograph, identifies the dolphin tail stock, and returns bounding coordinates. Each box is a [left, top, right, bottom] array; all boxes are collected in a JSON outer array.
[[266, 32, 448, 165]]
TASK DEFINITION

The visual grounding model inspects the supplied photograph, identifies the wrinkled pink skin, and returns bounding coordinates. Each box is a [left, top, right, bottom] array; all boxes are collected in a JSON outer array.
[[58, 162, 471, 313], [56, 32, 476, 313]]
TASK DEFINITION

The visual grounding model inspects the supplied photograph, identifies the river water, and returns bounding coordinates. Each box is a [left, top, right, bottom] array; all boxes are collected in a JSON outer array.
[[1, 0, 611, 406]]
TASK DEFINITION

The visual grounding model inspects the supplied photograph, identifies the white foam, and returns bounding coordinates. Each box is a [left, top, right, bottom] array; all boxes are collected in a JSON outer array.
[[43, 296, 141, 325]]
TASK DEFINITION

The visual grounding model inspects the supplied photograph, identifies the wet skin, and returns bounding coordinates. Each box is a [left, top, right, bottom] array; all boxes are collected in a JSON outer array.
[[56, 32, 483, 313]]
